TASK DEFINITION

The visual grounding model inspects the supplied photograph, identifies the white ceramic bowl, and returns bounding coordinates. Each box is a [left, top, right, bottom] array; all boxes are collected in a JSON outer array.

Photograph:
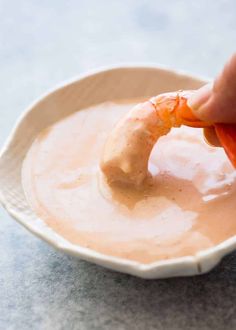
[[1, 65, 236, 279]]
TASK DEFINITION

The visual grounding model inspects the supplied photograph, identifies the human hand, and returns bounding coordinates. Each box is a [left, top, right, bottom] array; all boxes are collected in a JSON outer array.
[[188, 53, 236, 146]]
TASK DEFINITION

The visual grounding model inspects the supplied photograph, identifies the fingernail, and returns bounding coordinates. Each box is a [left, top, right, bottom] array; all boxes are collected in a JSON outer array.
[[187, 83, 212, 111]]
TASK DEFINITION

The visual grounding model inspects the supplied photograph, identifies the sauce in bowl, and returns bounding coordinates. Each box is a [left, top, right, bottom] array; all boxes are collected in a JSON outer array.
[[22, 102, 236, 263]]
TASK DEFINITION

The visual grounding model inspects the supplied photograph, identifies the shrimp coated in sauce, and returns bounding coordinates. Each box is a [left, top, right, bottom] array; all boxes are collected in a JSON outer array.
[[100, 90, 236, 187]]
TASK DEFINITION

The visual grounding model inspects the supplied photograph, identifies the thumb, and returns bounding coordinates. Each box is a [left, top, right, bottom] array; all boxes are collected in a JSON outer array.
[[188, 53, 236, 123]]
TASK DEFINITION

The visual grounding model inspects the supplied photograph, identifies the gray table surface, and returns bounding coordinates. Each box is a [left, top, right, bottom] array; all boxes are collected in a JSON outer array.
[[1, 1, 236, 329]]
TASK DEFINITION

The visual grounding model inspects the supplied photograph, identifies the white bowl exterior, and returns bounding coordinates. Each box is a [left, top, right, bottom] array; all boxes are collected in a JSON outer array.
[[1, 65, 235, 279]]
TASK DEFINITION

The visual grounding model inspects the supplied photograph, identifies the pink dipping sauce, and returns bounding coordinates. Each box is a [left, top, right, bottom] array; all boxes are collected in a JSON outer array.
[[22, 102, 236, 263]]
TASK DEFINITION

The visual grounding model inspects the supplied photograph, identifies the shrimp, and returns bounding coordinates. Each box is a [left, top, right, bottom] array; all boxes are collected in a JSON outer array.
[[100, 90, 236, 187]]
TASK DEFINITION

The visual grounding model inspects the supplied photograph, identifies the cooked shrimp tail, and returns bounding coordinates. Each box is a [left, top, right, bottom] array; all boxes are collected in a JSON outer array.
[[215, 124, 236, 167]]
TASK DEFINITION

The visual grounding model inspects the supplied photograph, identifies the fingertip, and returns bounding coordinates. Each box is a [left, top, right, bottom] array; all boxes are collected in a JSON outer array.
[[187, 83, 213, 114]]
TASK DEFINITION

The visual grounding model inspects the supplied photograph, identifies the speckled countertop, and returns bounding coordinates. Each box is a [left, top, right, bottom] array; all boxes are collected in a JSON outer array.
[[1, 1, 236, 329]]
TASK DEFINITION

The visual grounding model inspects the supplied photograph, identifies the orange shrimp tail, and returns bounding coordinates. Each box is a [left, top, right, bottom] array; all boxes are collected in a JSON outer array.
[[215, 124, 236, 168], [152, 90, 236, 169], [152, 91, 212, 128], [175, 91, 212, 128]]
